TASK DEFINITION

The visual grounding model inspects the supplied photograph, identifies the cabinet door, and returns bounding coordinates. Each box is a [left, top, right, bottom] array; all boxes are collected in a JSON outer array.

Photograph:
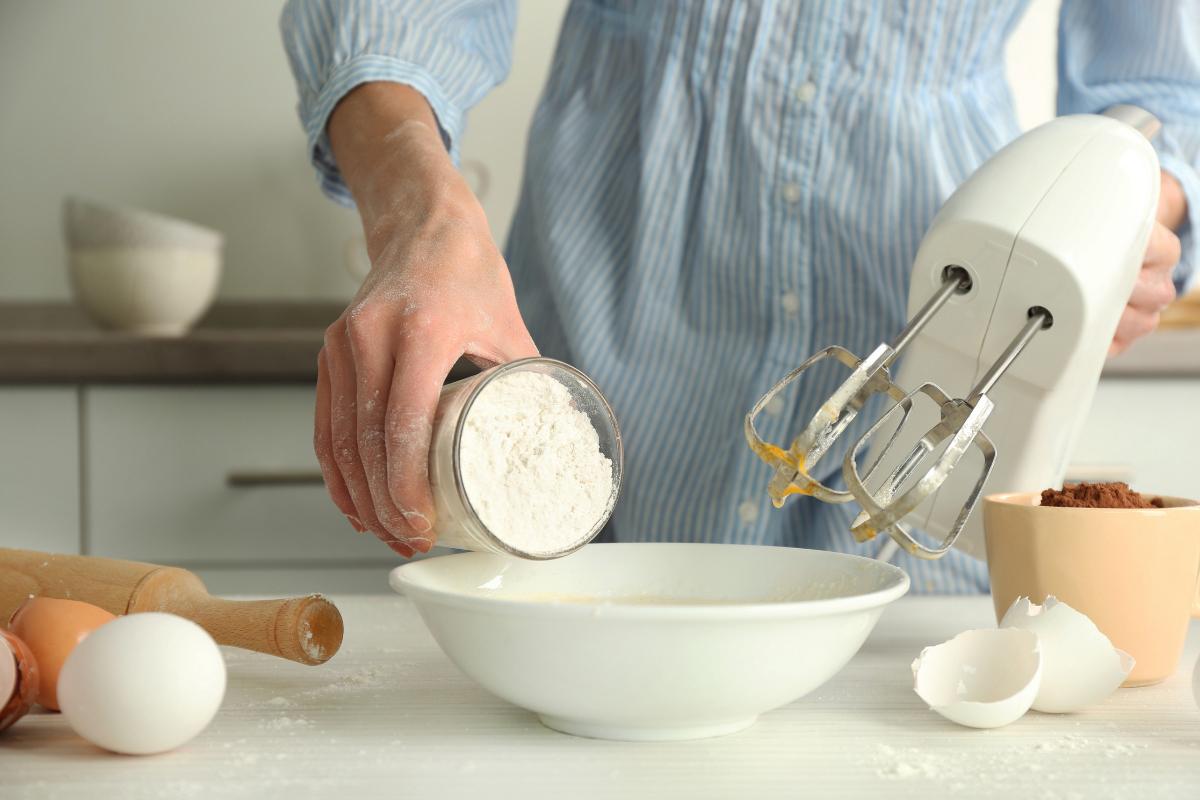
[[85, 386, 397, 566], [1069, 379, 1200, 499], [0, 388, 80, 553]]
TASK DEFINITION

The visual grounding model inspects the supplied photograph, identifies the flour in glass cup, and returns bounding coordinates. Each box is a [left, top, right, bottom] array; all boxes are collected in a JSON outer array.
[[458, 371, 615, 557]]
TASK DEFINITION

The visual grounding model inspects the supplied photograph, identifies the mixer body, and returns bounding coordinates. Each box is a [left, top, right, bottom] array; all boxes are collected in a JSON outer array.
[[747, 109, 1162, 560], [892, 112, 1161, 557]]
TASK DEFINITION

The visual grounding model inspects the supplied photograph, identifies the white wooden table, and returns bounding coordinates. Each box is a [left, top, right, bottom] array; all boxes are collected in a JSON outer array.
[[3, 596, 1197, 799]]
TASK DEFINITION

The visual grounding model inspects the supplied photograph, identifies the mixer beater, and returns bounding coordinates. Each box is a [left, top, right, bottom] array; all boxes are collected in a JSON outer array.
[[746, 268, 1053, 559], [746, 106, 1165, 561]]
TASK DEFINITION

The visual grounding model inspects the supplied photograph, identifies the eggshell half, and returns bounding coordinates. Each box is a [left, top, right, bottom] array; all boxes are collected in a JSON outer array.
[[1000, 596, 1133, 713], [1192, 655, 1199, 710], [0, 629, 40, 733], [912, 627, 1042, 729], [8, 597, 116, 711]]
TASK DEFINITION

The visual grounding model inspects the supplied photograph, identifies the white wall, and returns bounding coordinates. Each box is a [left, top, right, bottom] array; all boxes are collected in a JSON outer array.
[[0, 0, 1058, 303], [0, 0, 567, 302], [2, 1, 355, 301]]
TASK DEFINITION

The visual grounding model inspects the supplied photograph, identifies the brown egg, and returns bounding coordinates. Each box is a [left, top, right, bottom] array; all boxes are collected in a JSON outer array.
[[0, 629, 39, 732], [8, 597, 116, 711]]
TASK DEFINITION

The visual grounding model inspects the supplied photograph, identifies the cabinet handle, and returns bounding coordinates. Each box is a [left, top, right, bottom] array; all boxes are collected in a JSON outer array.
[[226, 470, 326, 487]]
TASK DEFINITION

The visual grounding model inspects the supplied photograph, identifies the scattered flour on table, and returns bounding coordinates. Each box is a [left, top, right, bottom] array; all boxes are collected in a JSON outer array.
[[261, 716, 311, 731], [875, 745, 945, 780], [874, 736, 1151, 790], [459, 371, 614, 556]]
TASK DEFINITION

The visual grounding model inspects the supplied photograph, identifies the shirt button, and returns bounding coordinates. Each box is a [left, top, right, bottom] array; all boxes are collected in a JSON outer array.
[[795, 81, 817, 103], [781, 182, 802, 203], [781, 291, 802, 315], [738, 500, 760, 524], [765, 395, 785, 417]]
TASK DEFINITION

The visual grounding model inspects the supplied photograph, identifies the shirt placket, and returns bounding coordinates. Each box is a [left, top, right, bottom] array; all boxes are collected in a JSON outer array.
[[737, 3, 829, 542], [774, 4, 824, 353]]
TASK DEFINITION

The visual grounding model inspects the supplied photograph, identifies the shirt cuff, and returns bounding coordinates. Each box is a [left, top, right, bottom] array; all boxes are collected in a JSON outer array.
[[300, 55, 465, 207], [1159, 153, 1200, 294]]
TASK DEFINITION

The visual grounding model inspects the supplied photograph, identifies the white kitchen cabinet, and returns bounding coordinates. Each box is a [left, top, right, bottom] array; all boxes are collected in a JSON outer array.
[[84, 386, 396, 566], [0, 387, 80, 553], [1069, 378, 1200, 499]]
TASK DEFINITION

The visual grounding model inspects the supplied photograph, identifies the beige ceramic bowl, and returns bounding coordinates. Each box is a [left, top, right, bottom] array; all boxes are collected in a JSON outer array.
[[64, 197, 222, 336], [983, 491, 1200, 685], [68, 248, 221, 336]]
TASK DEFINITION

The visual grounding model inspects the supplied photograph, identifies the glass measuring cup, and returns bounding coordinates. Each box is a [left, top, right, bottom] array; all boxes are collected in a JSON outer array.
[[428, 357, 623, 559]]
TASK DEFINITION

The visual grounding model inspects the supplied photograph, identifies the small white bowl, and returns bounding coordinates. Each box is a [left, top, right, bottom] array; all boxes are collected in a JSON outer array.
[[390, 543, 909, 740], [64, 196, 223, 250], [69, 247, 221, 337], [63, 197, 223, 337]]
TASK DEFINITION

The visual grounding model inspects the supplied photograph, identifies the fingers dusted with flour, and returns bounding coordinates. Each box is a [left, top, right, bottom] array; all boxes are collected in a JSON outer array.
[[314, 350, 361, 531], [347, 303, 423, 554], [322, 316, 414, 557], [383, 344, 449, 551]]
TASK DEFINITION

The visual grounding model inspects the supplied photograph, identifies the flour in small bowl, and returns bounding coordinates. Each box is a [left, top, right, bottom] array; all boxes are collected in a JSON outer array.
[[459, 371, 615, 557]]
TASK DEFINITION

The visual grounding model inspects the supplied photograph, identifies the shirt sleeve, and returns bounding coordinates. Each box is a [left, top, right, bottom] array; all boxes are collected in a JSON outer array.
[[1056, 0, 1200, 292], [279, 0, 517, 206]]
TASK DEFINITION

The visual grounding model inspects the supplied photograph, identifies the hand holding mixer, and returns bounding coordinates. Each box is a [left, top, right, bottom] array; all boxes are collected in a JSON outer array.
[[746, 107, 1165, 560]]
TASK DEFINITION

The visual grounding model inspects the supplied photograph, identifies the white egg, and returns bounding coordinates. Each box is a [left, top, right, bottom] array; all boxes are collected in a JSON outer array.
[[57, 612, 226, 755], [912, 628, 1041, 729], [1000, 596, 1133, 713]]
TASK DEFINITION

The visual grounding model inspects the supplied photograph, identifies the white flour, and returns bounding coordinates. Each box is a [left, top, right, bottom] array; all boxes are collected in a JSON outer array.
[[459, 371, 614, 556]]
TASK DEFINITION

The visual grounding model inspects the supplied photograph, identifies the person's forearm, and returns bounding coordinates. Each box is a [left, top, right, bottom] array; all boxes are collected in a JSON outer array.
[[314, 83, 535, 556], [328, 82, 449, 220]]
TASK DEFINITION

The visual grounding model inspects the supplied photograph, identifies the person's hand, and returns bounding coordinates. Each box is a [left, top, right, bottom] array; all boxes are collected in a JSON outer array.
[[1111, 171, 1188, 356], [316, 84, 538, 556]]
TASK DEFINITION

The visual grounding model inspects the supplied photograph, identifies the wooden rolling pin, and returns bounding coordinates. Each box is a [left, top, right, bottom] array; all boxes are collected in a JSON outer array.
[[0, 549, 342, 666]]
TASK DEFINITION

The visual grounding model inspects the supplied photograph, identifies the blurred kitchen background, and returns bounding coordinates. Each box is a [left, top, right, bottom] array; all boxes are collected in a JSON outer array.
[[2, 0, 1197, 593]]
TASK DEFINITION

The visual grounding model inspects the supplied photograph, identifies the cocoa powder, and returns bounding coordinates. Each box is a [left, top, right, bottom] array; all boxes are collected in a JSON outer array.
[[1039, 481, 1164, 509]]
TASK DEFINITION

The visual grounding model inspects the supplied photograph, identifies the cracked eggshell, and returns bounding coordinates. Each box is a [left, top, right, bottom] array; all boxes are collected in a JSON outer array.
[[9, 597, 116, 711], [1192, 655, 1200, 710], [0, 629, 40, 733], [912, 627, 1042, 729], [1000, 596, 1133, 713]]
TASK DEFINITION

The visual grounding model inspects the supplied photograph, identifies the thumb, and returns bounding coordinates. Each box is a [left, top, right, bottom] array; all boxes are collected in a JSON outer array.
[[464, 319, 540, 367]]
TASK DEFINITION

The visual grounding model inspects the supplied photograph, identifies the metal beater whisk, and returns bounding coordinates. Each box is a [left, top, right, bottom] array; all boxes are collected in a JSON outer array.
[[744, 267, 1052, 560], [744, 266, 971, 506], [843, 307, 1052, 558]]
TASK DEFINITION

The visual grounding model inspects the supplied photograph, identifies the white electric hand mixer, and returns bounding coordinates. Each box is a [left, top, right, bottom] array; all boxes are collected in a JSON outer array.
[[746, 106, 1164, 560]]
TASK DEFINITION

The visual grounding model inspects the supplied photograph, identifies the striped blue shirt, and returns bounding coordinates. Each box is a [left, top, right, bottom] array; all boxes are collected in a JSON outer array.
[[282, 0, 1200, 593]]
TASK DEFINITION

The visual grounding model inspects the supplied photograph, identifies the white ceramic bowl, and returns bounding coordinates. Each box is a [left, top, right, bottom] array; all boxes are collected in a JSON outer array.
[[390, 543, 909, 740], [68, 248, 221, 336], [64, 196, 223, 250], [63, 197, 222, 337]]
